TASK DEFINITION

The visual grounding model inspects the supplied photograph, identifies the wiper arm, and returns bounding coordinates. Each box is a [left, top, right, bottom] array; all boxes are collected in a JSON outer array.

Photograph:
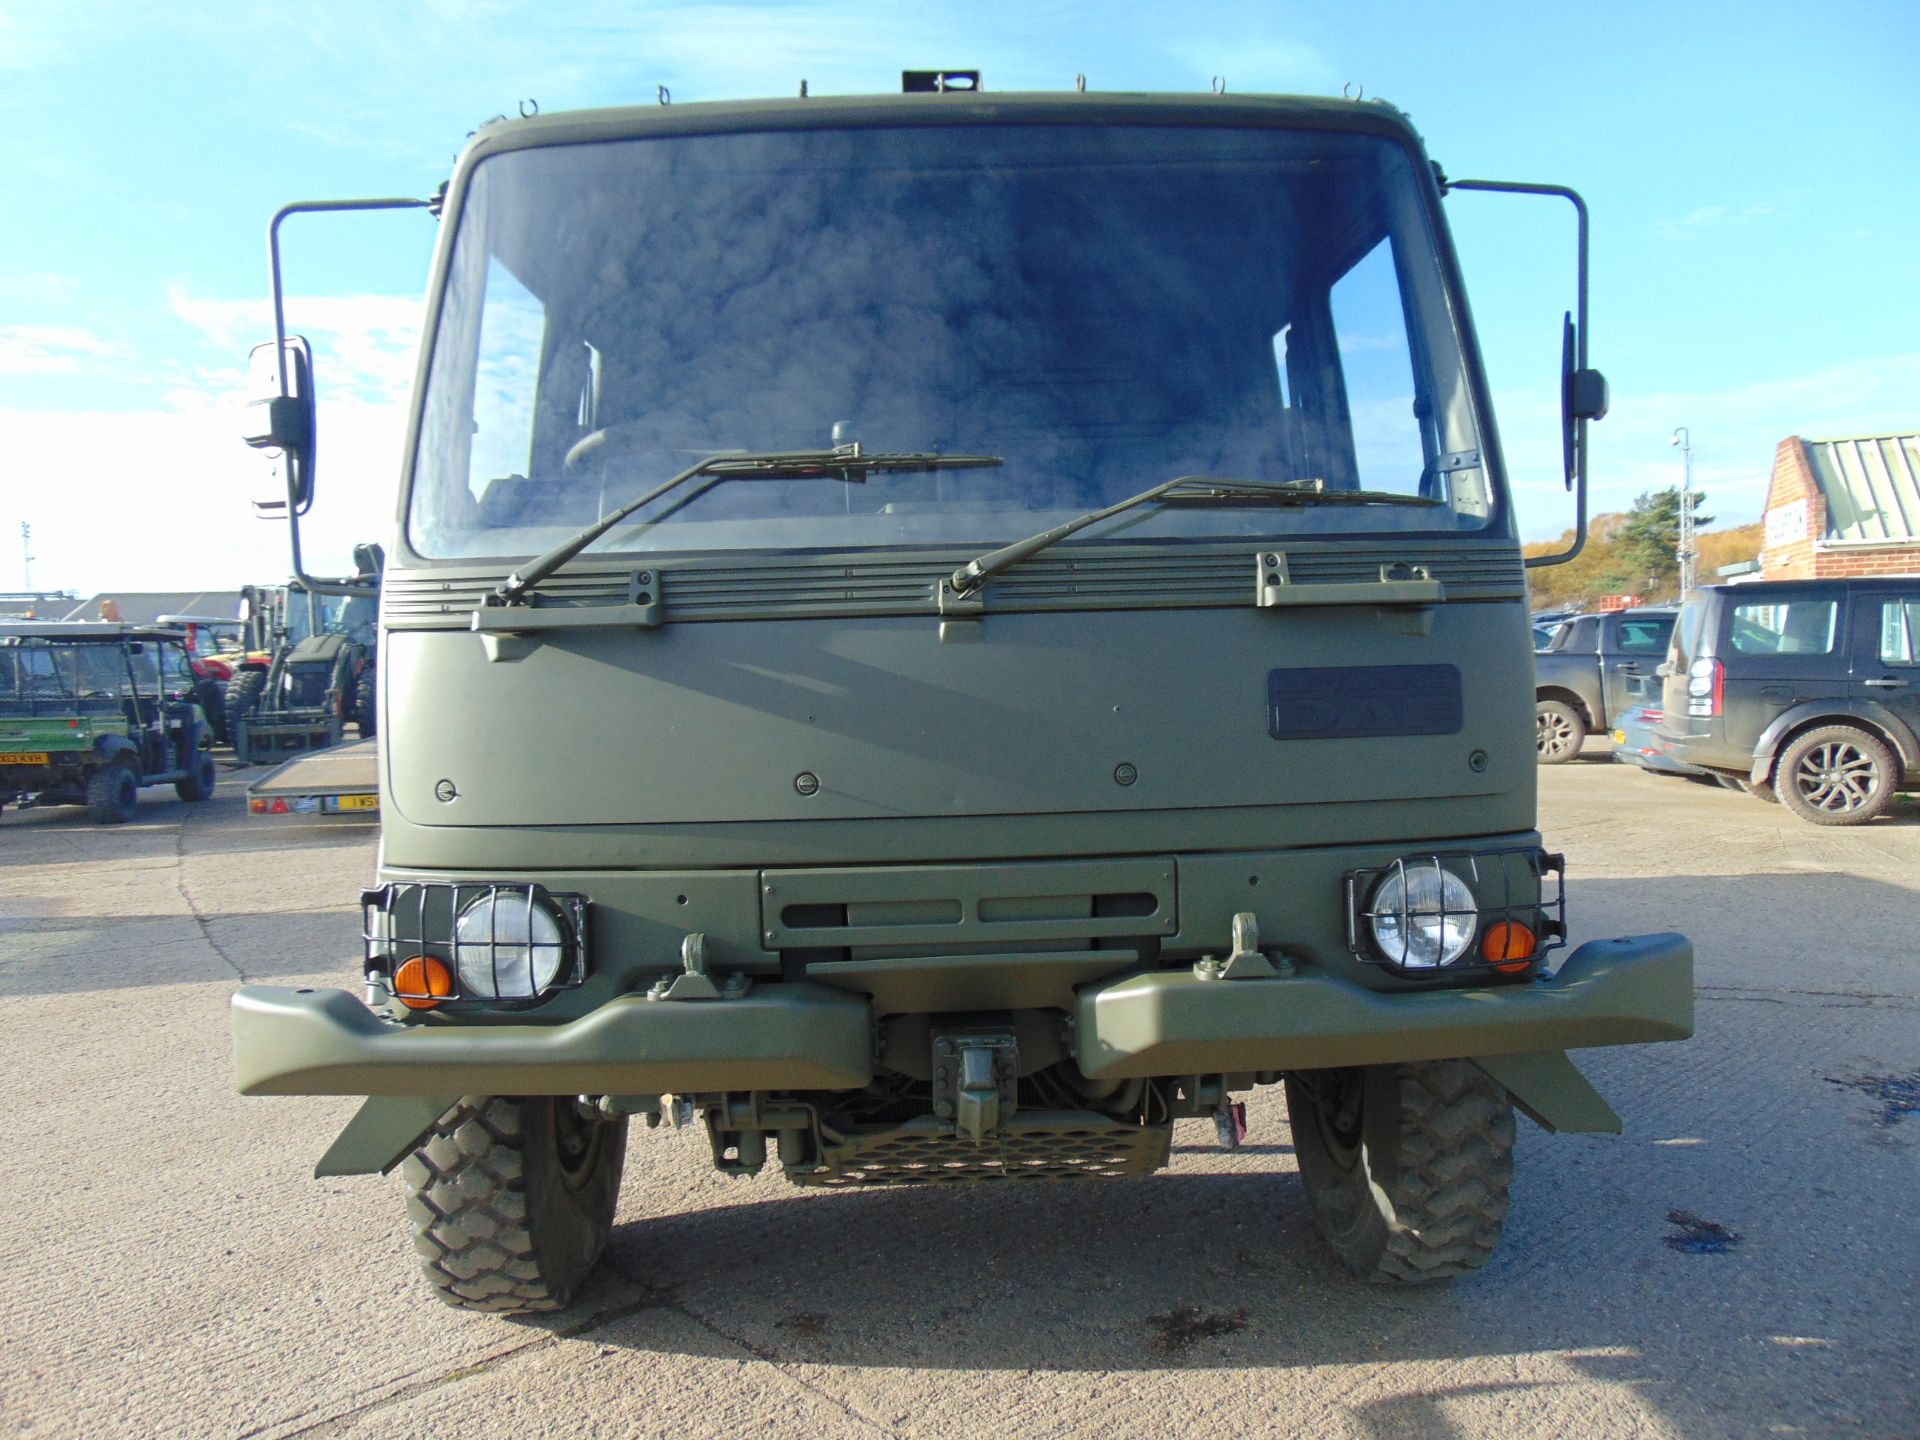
[[1158, 478, 1443, 508], [948, 476, 1438, 595], [495, 447, 1001, 604]]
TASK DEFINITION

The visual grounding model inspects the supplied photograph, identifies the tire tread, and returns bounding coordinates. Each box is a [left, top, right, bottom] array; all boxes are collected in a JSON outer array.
[[402, 1097, 616, 1314], [1371, 1061, 1514, 1282]]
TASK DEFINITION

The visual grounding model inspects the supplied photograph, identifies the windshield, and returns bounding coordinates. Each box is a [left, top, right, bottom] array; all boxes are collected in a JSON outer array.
[[411, 122, 1493, 561], [0, 643, 132, 714], [280, 592, 377, 647]]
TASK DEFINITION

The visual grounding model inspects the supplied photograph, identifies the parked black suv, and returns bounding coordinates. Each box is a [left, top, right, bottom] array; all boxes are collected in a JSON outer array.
[[1658, 579, 1920, 825]]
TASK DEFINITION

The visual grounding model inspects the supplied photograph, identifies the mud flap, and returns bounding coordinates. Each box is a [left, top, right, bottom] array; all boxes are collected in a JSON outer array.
[[315, 1094, 461, 1177], [1472, 1050, 1621, 1134]]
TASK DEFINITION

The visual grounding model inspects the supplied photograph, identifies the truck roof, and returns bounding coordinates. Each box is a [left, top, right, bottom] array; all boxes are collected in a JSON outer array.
[[459, 90, 1426, 164]]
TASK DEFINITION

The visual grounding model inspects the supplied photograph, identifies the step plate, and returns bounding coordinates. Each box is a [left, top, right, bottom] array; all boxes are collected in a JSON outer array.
[[786, 1110, 1172, 1188]]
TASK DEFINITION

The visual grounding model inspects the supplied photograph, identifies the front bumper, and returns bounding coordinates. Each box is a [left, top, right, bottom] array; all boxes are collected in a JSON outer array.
[[233, 932, 1690, 1098]]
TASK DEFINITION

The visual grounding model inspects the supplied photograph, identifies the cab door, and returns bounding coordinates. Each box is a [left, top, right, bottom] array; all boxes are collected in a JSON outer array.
[[1603, 612, 1673, 721], [1851, 587, 1920, 772], [120, 642, 167, 776]]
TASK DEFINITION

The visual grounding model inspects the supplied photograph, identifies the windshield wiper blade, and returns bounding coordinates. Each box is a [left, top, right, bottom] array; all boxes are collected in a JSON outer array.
[[948, 475, 1438, 596], [495, 447, 1001, 604], [1157, 477, 1442, 508]]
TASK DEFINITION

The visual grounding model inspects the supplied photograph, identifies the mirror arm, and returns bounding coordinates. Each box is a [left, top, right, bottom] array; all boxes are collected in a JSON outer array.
[[264, 197, 431, 598], [1445, 179, 1596, 570]]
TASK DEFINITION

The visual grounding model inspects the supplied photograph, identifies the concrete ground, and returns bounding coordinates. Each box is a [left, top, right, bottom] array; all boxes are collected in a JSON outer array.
[[2, 754, 1916, 1439]]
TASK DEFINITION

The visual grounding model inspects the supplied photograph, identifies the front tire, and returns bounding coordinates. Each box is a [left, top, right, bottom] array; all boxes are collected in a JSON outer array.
[[1535, 700, 1586, 764], [175, 751, 217, 803], [1776, 725, 1897, 826], [352, 664, 376, 738], [1286, 1059, 1515, 1284], [224, 670, 264, 754], [403, 1096, 628, 1314], [86, 761, 139, 824]]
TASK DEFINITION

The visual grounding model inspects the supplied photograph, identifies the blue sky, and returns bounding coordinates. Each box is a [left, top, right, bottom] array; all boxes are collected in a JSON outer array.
[[3, 0, 1916, 593]]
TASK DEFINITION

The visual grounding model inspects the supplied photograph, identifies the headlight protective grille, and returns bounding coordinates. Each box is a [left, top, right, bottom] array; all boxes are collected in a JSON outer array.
[[362, 882, 588, 1006], [1344, 848, 1565, 977]]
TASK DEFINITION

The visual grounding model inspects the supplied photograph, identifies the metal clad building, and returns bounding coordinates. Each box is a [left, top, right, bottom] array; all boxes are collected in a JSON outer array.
[[1759, 432, 1920, 579]]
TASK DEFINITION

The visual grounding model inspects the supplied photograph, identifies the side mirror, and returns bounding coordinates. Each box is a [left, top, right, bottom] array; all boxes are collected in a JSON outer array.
[[1449, 179, 1597, 568], [243, 336, 317, 516], [1556, 315, 1610, 490]]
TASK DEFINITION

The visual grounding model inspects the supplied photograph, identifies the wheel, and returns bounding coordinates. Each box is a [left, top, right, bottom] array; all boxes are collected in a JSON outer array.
[[86, 761, 139, 824], [353, 664, 377, 738], [1775, 725, 1897, 826], [175, 751, 217, 803], [194, 678, 228, 744], [1535, 700, 1586, 764], [1286, 1059, 1515, 1284], [224, 670, 264, 749], [1712, 773, 1744, 791], [403, 1096, 628, 1313], [1738, 777, 1779, 804]]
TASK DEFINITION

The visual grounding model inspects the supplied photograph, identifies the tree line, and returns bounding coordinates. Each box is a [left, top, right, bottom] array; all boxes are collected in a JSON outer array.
[[1524, 486, 1760, 611]]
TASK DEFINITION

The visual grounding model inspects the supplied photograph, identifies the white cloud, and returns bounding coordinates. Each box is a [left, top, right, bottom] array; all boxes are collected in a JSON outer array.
[[1, 394, 410, 594], [168, 287, 422, 405], [0, 325, 131, 376], [1652, 200, 1781, 238], [5, 291, 423, 593]]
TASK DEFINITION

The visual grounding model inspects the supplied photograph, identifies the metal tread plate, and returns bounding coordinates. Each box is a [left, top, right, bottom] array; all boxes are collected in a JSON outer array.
[[786, 1110, 1172, 1188]]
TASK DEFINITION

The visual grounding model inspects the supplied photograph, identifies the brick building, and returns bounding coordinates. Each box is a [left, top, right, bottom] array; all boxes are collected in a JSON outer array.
[[1758, 433, 1920, 580]]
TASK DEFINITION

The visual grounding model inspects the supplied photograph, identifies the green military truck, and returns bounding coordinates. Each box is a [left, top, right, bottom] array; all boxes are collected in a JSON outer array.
[[232, 78, 1691, 1312], [1, 623, 217, 823]]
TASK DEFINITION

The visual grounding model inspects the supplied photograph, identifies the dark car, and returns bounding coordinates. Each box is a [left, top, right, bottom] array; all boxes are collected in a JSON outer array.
[[1533, 608, 1676, 762], [1658, 579, 1920, 824], [1532, 608, 1581, 651], [1611, 700, 1708, 778]]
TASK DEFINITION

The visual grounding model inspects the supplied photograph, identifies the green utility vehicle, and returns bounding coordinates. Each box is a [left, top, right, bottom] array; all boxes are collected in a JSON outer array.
[[228, 556, 381, 764], [1, 623, 217, 823], [232, 77, 1691, 1313]]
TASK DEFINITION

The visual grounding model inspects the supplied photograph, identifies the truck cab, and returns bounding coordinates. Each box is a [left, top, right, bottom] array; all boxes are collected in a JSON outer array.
[[232, 84, 1690, 1313]]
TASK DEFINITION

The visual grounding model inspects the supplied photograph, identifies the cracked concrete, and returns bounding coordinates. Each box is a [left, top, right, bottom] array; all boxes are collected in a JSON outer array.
[[2, 757, 1917, 1439]]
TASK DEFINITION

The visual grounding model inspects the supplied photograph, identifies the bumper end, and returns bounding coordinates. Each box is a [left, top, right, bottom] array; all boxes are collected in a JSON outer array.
[[1074, 931, 1693, 1080], [232, 983, 874, 1097]]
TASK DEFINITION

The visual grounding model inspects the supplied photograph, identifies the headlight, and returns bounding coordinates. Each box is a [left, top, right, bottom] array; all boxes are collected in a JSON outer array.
[[456, 890, 568, 998], [1346, 849, 1567, 976], [1365, 865, 1478, 969], [362, 882, 588, 1008]]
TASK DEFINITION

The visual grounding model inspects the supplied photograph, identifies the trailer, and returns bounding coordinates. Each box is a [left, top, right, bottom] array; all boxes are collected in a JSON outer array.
[[244, 737, 378, 818]]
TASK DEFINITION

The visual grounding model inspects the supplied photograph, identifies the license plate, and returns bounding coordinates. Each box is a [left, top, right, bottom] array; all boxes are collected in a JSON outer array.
[[0, 752, 49, 765], [325, 793, 379, 812]]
